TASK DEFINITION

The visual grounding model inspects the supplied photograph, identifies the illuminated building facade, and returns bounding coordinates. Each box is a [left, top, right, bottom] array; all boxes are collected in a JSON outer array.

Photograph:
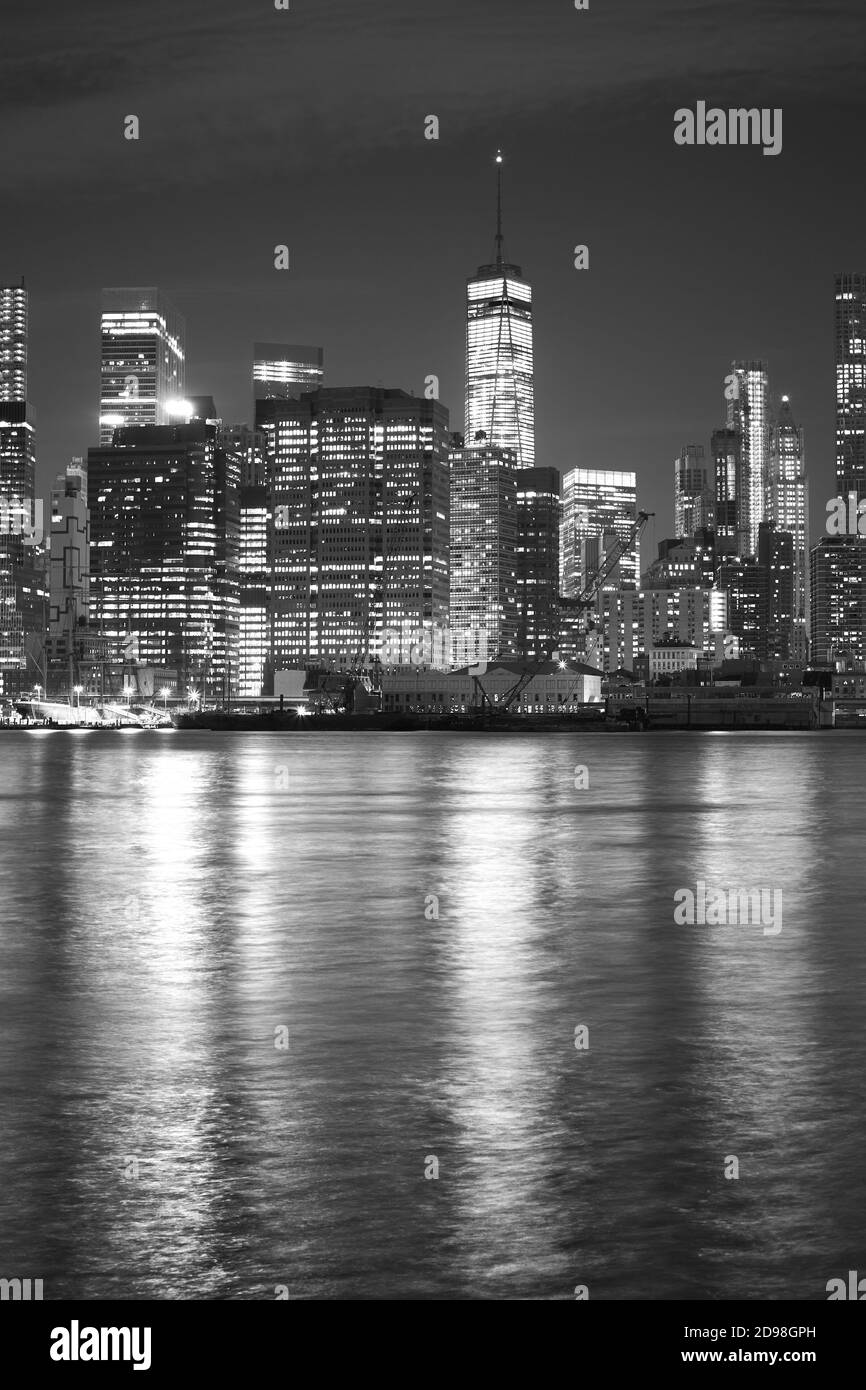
[[766, 395, 808, 660], [809, 275, 866, 662], [87, 413, 239, 699], [835, 272, 866, 501], [464, 156, 534, 468], [757, 521, 794, 661], [590, 587, 715, 675], [712, 426, 741, 548], [1, 280, 45, 695], [99, 288, 185, 446], [810, 538, 865, 663], [449, 441, 518, 661], [643, 530, 716, 589], [560, 468, 638, 598], [726, 359, 769, 555], [253, 343, 324, 401], [0, 280, 28, 400], [516, 467, 560, 660], [716, 554, 763, 658], [674, 444, 713, 538], [268, 387, 450, 669], [236, 427, 271, 696]]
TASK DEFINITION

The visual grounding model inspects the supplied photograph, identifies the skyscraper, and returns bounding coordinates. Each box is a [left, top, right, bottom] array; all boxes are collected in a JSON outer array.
[[810, 537, 865, 664], [712, 426, 741, 549], [515, 467, 561, 661], [268, 387, 450, 671], [235, 425, 272, 697], [811, 274, 866, 662], [253, 343, 324, 401], [757, 520, 794, 661], [560, 468, 638, 598], [47, 458, 89, 673], [835, 272, 866, 500], [726, 360, 769, 555], [766, 395, 809, 661], [99, 288, 185, 445], [0, 279, 44, 696], [464, 154, 534, 468], [674, 444, 713, 538], [87, 409, 239, 700], [449, 440, 518, 662], [0, 279, 28, 400]]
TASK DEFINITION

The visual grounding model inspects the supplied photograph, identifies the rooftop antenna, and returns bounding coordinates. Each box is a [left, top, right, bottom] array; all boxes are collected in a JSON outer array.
[[495, 150, 504, 269]]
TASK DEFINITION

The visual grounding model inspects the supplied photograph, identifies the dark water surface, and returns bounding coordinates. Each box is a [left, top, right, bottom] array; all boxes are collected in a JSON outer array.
[[0, 730, 864, 1300]]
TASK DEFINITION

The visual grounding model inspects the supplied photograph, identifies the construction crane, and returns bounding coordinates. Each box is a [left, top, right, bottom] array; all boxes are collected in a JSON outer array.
[[570, 510, 654, 611], [471, 511, 654, 716]]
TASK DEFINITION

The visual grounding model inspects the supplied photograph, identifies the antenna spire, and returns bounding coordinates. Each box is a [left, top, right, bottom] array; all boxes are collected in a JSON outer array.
[[495, 150, 504, 268]]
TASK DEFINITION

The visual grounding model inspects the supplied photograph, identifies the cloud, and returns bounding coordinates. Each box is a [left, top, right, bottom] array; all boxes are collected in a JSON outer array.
[[2, 0, 863, 195]]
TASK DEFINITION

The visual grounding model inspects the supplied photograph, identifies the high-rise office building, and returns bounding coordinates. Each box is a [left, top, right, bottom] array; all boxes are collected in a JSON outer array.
[[835, 272, 866, 501], [726, 360, 769, 555], [235, 425, 271, 697], [810, 537, 865, 664], [712, 426, 741, 549], [99, 288, 185, 446], [811, 275, 866, 662], [757, 520, 794, 661], [560, 468, 638, 598], [590, 587, 717, 675], [253, 343, 324, 401], [0, 279, 45, 695], [464, 154, 534, 468], [766, 395, 808, 660], [0, 279, 28, 400], [267, 387, 450, 671], [716, 553, 764, 658], [450, 440, 518, 662], [87, 408, 239, 699], [515, 467, 560, 661], [674, 444, 713, 538], [47, 459, 89, 670]]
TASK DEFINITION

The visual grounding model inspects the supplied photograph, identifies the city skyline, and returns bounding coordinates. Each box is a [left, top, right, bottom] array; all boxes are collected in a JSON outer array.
[[3, 1, 864, 539]]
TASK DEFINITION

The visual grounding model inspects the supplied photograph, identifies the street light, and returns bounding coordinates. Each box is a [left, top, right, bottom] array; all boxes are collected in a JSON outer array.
[[73, 684, 83, 723], [160, 686, 171, 710]]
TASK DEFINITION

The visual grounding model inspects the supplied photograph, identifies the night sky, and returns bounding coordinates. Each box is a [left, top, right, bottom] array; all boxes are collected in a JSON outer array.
[[4, 0, 866, 548]]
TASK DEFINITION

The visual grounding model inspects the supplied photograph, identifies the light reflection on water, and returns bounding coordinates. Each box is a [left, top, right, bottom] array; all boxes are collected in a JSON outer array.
[[0, 731, 864, 1300]]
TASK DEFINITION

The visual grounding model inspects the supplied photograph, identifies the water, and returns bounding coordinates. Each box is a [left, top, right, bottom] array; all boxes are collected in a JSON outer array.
[[0, 730, 864, 1301]]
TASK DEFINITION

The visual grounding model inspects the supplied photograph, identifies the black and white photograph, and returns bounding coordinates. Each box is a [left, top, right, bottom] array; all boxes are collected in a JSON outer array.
[[1, 0, 865, 1362]]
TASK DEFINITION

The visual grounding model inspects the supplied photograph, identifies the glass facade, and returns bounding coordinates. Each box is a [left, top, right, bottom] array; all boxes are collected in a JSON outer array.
[[726, 359, 769, 556], [674, 444, 713, 538], [515, 467, 561, 661], [87, 420, 239, 700], [560, 468, 638, 599], [99, 288, 185, 446], [465, 267, 534, 468], [766, 396, 808, 660], [449, 443, 518, 662], [0, 282, 28, 400], [267, 388, 450, 670]]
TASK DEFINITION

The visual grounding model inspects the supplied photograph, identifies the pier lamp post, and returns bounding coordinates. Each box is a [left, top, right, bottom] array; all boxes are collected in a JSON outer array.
[[73, 685, 83, 724], [161, 686, 171, 711]]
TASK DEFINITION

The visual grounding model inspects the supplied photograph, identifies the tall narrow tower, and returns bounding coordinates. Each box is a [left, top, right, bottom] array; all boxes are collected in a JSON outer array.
[[464, 153, 535, 468]]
